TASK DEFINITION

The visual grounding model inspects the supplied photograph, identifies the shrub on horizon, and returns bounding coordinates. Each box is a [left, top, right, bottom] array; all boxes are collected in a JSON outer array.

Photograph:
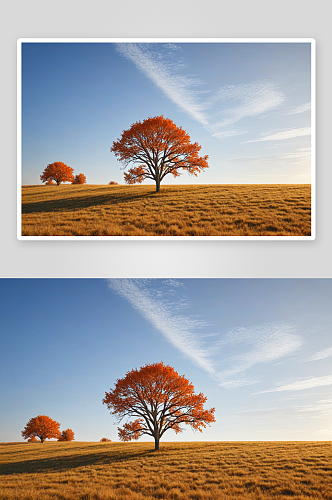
[[108, 181, 119, 185], [72, 173, 86, 185], [58, 429, 75, 441], [100, 437, 112, 442], [28, 436, 40, 442]]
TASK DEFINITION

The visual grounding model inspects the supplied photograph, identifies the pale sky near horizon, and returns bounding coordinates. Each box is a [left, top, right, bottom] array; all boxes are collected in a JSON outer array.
[[21, 40, 312, 186], [1, 278, 331, 443]]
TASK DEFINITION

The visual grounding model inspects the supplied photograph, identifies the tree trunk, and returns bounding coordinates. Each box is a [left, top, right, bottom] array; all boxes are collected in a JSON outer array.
[[40, 437, 44, 443], [154, 436, 160, 451], [155, 179, 160, 193]]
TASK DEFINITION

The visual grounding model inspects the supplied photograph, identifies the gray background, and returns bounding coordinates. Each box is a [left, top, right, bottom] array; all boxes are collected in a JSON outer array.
[[1, 0, 330, 278]]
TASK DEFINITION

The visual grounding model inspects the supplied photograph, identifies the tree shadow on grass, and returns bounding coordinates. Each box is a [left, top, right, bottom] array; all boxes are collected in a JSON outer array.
[[0, 443, 27, 446], [22, 191, 158, 215], [0, 448, 156, 475]]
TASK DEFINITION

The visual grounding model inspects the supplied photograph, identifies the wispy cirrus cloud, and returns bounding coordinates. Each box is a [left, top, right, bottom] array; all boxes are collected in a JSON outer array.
[[254, 375, 332, 394], [216, 322, 303, 389], [305, 346, 332, 362], [225, 147, 311, 179], [238, 398, 332, 418], [107, 278, 216, 375], [211, 129, 248, 139], [208, 81, 285, 130], [116, 43, 209, 126], [227, 147, 310, 165], [287, 102, 311, 115], [242, 126, 311, 144], [115, 43, 286, 140], [277, 147, 311, 164], [107, 280, 304, 390]]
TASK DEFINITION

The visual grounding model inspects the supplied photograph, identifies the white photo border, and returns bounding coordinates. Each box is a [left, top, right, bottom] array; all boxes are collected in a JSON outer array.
[[17, 38, 316, 241]]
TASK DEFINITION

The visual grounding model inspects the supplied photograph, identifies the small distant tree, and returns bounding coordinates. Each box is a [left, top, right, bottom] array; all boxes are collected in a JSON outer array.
[[102, 362, 215, 451], [110, 115, 209, 192], [40, 162, 74, 186], [28, 436, 40, 442], [100, 437, 112, 442], [22, 415, 61, 443], [45, 179, 55, 185], [72, 173, 86, 185], [58, 429, 75, 441], [108, 181, 119, 185]]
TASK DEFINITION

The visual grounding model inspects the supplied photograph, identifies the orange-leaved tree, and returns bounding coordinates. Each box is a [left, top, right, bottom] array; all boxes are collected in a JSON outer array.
[[58, 429, 75, 441], [102, 362, 215, 451], [110, 116, 209, 192], [21, 415, 61, 443], [72, 173, 86, 185], [40, 162, 74, 186]]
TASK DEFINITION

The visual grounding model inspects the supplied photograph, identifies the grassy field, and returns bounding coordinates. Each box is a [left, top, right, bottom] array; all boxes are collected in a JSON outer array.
[[1, 441, 331, 499], [21, 184, 311, 237]]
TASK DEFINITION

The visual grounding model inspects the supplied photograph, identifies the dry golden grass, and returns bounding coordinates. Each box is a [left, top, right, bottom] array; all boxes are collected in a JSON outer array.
[[0, 441, 331, 499], [0, 442, 332, 500], [21, 184, 311, 237]]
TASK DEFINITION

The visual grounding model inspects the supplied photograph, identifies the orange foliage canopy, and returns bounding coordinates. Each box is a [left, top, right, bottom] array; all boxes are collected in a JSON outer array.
[[72, 173, 86, 185], [21, 415, 61, 443], [40, 162, 74, 186], [102, 362, 215, 451], [58, 429, 75, 441], [110, 116, 209, 192]]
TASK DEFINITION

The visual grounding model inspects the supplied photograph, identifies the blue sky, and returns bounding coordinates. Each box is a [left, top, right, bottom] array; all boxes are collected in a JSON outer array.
[[1, 278, 331, 443], [21, 40, 312, 186]]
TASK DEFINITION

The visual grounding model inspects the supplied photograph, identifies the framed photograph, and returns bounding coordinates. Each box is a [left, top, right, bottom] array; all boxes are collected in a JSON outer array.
[[18, 38, 315, 240], [2, 277, 332, 480]]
